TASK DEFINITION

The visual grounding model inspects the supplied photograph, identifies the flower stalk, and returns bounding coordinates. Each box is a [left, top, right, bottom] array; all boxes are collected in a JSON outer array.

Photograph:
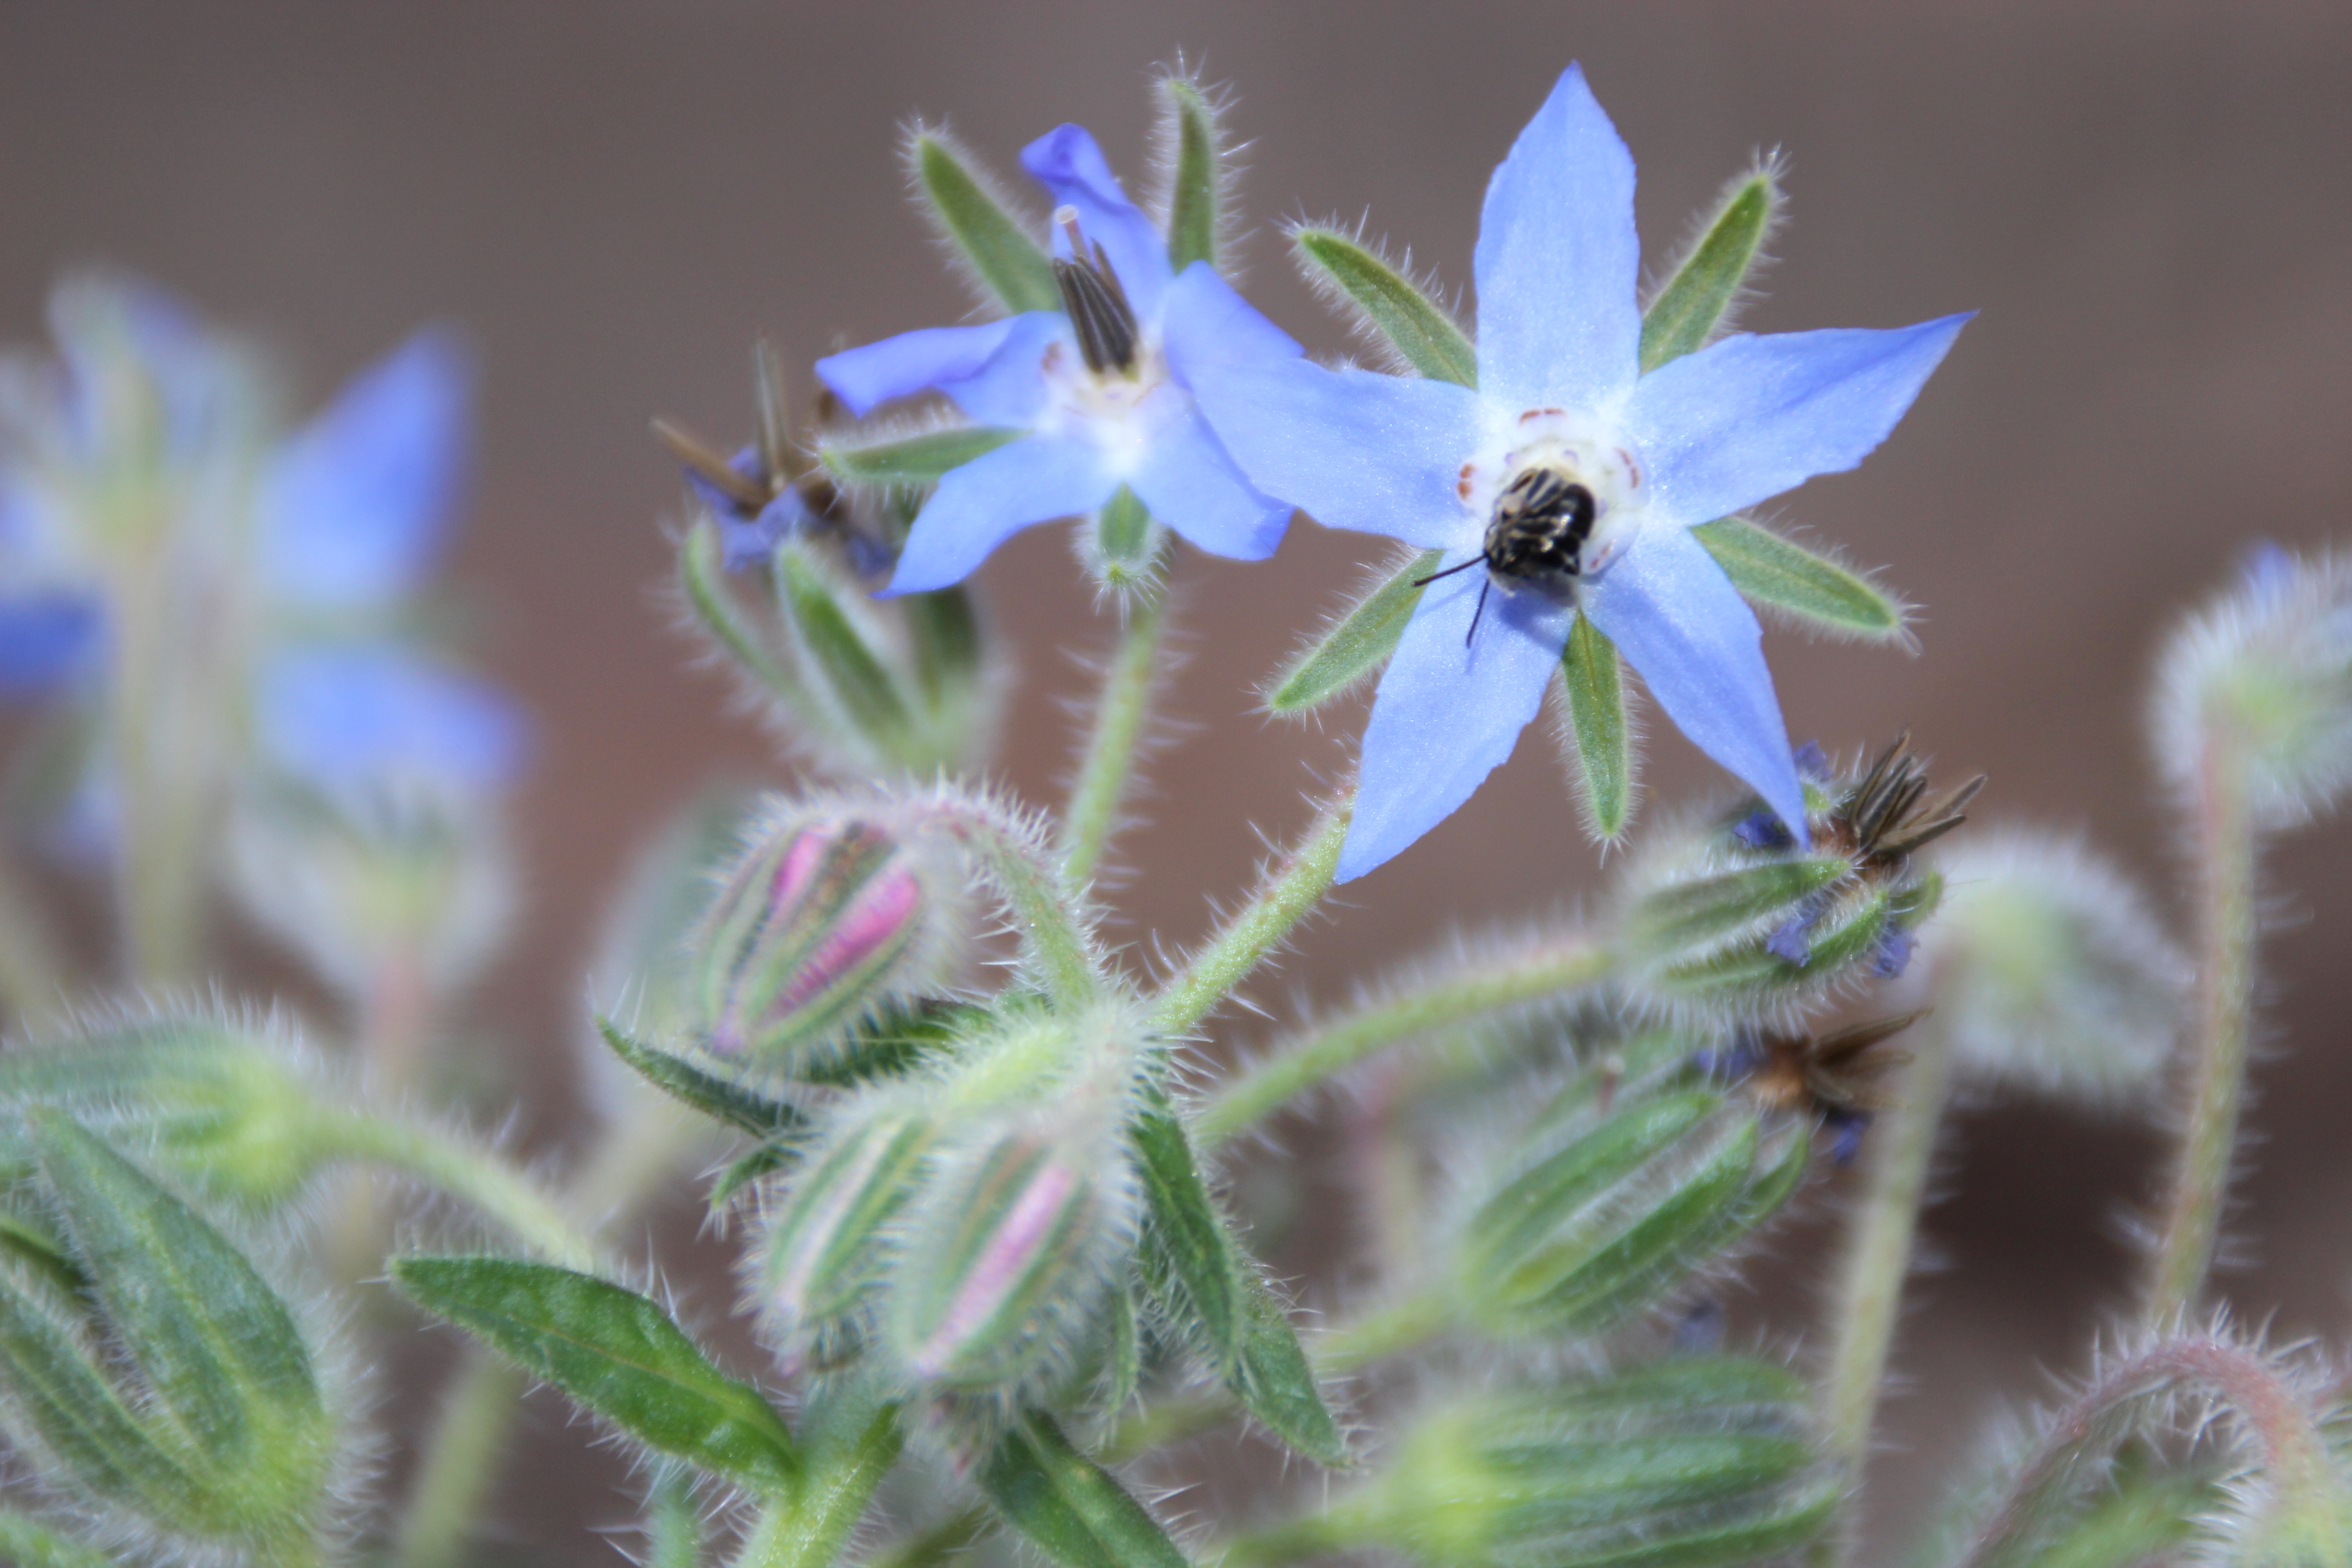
[[1060, 537, 1175, 891]]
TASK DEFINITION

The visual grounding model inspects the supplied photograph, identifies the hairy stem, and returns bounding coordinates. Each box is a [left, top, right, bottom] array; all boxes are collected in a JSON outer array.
[[732, 1402, 903, 1568], [1196, 934, 1613, 1147], [109, 557, 210, 985], [1816, 1009, 1961, 1549], [2143, 743, 2259, 1324], [1151, 791, 1352, 1039], [391, 1350, 526, 1568], [325, 1110, 599, 1269], [1060, 546, 1174, 892]]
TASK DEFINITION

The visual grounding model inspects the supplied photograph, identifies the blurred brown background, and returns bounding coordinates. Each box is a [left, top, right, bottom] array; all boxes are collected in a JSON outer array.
[[5, 1, 2351, 1561]]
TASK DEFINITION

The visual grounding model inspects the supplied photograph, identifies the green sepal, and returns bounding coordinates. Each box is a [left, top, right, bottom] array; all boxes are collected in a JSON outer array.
[[821, 425, 1022, 487], [678, 518, 800, 704], [1227, 1276, 1350, 1468], [1694, 517, 1908, 642], [799, 1000, 983, 1089], [0, 1205, 91, 1304], [1130, 1098, 1244, 1366], [28, 1113, 329, 1514], [392, 1255, 801, 1497], [1160, 76, 1222, 272], [1264, 550, 1442, 713], [1994, 1464, 2208, 1568], [903, 584, 985, 710], [979, 1414, 1190, 1568], [708, 1140, 796, 1211], [640, 1460, 703, 1568], [0, 1511, 114, 1568], [912, 133, 1059, 315], [1640, 172, 1779, 372], [1653, 884, 1900, 1010], [1561, 614, 1634, 841], [1624, 858, 1850, 960], [774, 540, 914, 742], [596, 1016, 801, 1139], [1292, 228, 1477, 387], [1090, 486, 1164, 592]]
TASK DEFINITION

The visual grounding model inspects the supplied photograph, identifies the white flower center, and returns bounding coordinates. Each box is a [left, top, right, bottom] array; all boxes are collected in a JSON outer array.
[[1456, 406, 1649, 598], [1034, 332, 1176, 475]]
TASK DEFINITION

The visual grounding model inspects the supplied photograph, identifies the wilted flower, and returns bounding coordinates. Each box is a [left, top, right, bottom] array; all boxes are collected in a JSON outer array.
[[1181, 65, 1969, 881], [816, 125, 1301, 593]]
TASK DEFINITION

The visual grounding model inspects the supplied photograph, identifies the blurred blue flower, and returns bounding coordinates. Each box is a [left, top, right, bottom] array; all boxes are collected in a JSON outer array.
[[1183, 65, 1969, 883], [0, 284, 523, 819], [815, 125, 1301, 594], [685, 450, 817, 574]]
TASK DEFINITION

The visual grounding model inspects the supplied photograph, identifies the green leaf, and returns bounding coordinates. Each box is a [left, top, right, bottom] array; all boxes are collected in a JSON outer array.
[[1264, 550, 1443, 713], [1292, 228, 1477, 387], [1130, 1100, 1244, 1365], [1640, 172, 1779, 372], [1228, 1277, 1349, 1468], [1694, 517, 1908, 642], [29, 1113, 326, 1484], [913, 133, 1059, 315], [979, 1414, 1190, 1568], [708, 1139, 796, 1211], [393, 1256, 801, 1496], [774, 542, 914, 738], [1160, 76, 1221, 272], [1561, 614, 1633, 841], [597, 1016, 801, 1139], [821, 425, 1022, 486]]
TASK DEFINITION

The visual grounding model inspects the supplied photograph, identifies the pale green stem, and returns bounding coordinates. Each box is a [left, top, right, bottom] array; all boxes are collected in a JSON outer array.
[[918, 796, 1102, 1010], [1060, 545, 1174, 893], [2143, 742, 2259, 1325], [324, 1109, 599, 1269], [327, 947, 441, 1288], [109, 559, 208, 984], [731, 1403, 903, 1568], [1150, 791, 1352, 1039], [1953, 1337, 2331, 1568], [1816, 1008, 1961, 1554], [1196, 936, 1615, 1147]]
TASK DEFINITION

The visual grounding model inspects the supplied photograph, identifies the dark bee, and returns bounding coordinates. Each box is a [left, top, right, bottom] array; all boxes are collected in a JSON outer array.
[[1416, 463, 1599, 644]]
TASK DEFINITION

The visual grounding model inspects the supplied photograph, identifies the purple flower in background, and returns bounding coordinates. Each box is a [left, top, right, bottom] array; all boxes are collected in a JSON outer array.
[[816, 125, 1301, 594], [1183, 65, 1969, 883]]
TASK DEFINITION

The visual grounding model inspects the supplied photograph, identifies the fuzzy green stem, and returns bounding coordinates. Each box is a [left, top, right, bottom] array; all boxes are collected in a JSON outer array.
[[1195, 935, 1614, 1147], [1060, 547, 1174, 892], [1955, 1337, 2334, 1568], [1151, 792, 1352, 1039], [1816, 1009, 1961, 1551], [731, 1403, 903, 1568], [2143, 745, 2259, 1324], [108, 559, 209, 984], [392, 1350, 525, 1568], [324, 1110, 599, 1269]]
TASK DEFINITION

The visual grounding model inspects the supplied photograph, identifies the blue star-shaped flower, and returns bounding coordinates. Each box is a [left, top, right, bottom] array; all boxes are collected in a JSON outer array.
[[815, 125, 1302, 594], [1180, 65, 1969, 883]]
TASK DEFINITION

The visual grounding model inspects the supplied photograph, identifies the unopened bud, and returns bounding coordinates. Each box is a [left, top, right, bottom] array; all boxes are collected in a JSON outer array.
[[1930, 831, 2184, 1104], [693, 800, 958, 1073], [1456, 1081, 1806, 1338], [758, 1110, 938, 1368], [1351, 1358, 1835, 1568], [884, 1117, 1137, 1396]]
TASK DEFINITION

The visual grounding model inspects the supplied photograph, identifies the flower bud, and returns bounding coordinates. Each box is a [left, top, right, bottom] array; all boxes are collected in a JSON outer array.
[[1455, 1078, 1806, 1338], [692, 798, 960, 1073], [2153, 544, 2352, 829], [1348, 1358, 1836, 1568], [883, 1115, 1137, 1396], [1929, 830, 2185, 1104], [1623, 735, 1975, 1017], [757, 1109, 939, 1369]]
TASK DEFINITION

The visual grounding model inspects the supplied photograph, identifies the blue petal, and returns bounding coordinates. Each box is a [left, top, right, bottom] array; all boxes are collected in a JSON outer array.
[[1160, 261, 1304, 372], [1020, 124, 1174, 322], [0, 595, 103, 696], [1474, 63, 1643, 416], [817, 316, 1059, 424], [721, 490, 816, 573], [1622, 314, 1972, 525], [884, 434, 1115, 595], [1339, 562, 1572, 882], [1584, 522, 1806, 843], [259, 328, 472, 608], [257, 644, 525, 800], [1181, 357, 1483, 551], [1124, 402, 1290, 562]]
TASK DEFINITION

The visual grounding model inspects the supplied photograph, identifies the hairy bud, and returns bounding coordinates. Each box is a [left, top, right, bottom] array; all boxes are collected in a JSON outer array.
[[1929, 830, 2185, 1103], [1339, 1358, 1835, 1568], [757, 1109, 939, 1371], [692, 797, 962, 1073]]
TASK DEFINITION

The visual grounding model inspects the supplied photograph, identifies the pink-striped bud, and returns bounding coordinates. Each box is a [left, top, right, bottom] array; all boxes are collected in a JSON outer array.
[[693, 801, 956, 1071]]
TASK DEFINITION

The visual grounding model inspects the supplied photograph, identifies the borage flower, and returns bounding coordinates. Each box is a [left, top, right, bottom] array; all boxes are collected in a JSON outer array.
[[816, 125, 1300, 593], [1179, 65, 1969, 881]]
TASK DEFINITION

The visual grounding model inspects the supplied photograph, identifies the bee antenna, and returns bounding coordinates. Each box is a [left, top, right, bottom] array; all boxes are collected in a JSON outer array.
[[1411, 555, 1487, 589], [1465, 578, 1492, 647]]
